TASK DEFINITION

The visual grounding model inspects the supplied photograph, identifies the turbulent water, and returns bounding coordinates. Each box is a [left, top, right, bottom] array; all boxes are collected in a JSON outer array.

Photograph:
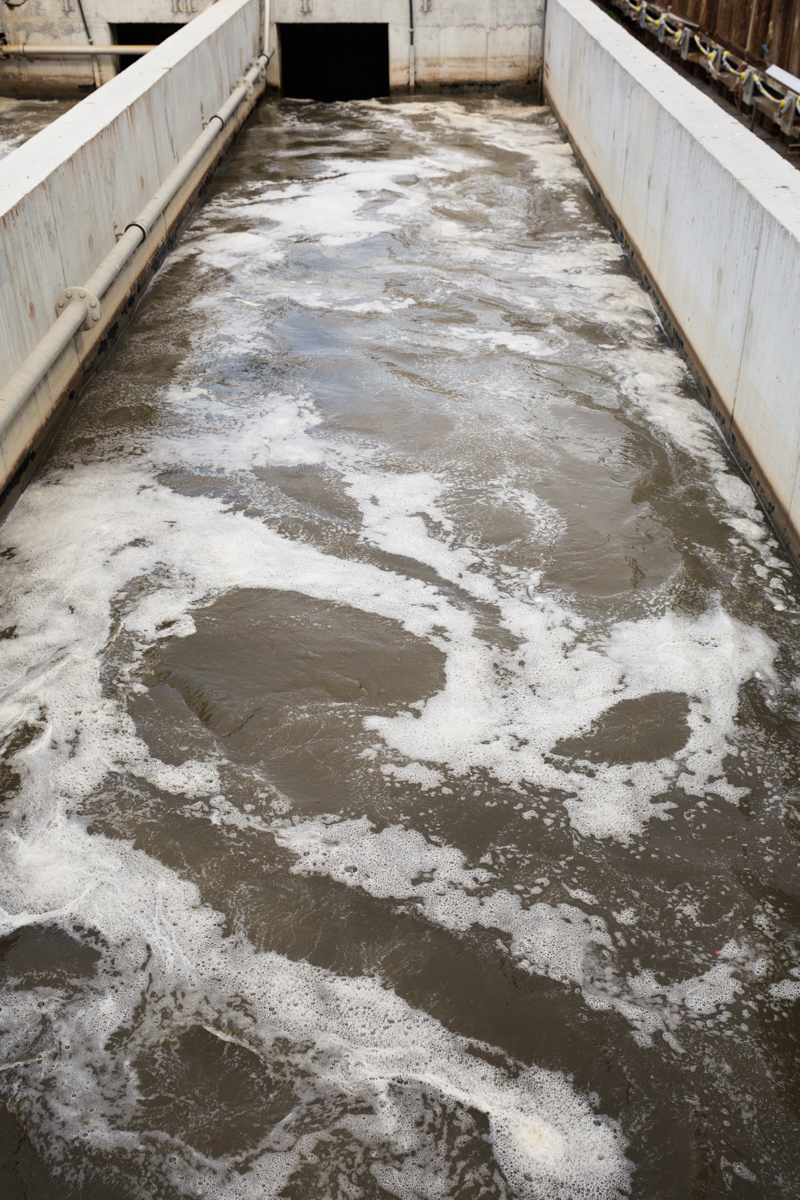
[[0, 96, 77, 160], [1, 97, 799, 1198]]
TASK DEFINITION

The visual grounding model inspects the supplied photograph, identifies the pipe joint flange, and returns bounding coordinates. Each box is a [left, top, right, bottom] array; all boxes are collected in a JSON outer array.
[[56, 286, 102, 331], [232, 75, 254, 98], [253, 53, 271, 76]]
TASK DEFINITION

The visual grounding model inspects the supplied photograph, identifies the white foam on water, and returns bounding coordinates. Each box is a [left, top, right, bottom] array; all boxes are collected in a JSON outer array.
[[112, 363, 776, 849], [161, 386, 332, 473], [183, 99, 794, 601], [129, 88, 782, 852], [419, 103, 586, 197], [267, 816, 779, 1050], [0, 401, 775, 1115], [200, 150, 484, 257], [382, 760, 445, 790], [342, 463, 775, 840], [187, 101, 777, 612], [1, 95, 792, 1187], [581, 938, 776, 1052], [0, 98, 60, 161], [351, 107, 776, 562], [770, 978, 800, 1001], [0, 818, 629, 1197], [274, 816, 612, 988], [449, 325, 564, 358], [0, 130, 24, 161], [279, 290, 418, 314], [0, 450, 640, 1190], [194, 230, 286, 269]]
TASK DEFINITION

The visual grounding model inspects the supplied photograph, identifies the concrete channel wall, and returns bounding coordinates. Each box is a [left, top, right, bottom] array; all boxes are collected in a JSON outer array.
[[1, 0, 545, 97], [266, 0, 544, 92], [0, 0, 264, 514], [544, 0, 800, 562], [0, 0, 217, 96]]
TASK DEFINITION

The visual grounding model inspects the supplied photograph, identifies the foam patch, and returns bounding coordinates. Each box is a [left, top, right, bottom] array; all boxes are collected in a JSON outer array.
[[0, 818, 629, 1197], [1, 95, 794, 1193]]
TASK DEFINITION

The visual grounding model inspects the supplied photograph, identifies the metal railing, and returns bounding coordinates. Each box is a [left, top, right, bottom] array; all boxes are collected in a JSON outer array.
[[605, 0, 800, 139]]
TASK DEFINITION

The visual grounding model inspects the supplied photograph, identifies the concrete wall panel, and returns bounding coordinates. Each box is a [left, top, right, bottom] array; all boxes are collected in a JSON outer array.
[[0, 0, 264, 510], [0, 0, 218, 93], [268, 0, 543, 89], [0, 0, 260, 381], [486, 24, 533, 80], [545, 0, 800, 559]]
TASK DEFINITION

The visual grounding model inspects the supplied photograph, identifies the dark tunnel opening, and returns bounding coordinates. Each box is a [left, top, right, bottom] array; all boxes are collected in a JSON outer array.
[[279, 23, 390, 101], [111, 24, 185, 73]]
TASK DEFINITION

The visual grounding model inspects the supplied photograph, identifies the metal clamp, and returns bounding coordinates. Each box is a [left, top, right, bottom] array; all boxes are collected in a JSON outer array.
[[780, 91, 797, 136], [56, 286, 101, 331], [680, 27, 691, 61]]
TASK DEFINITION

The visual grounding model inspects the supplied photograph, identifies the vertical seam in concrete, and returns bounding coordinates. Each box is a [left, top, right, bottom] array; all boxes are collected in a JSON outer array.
[[39, 179, 72, 361], [616, 47, 633, 262], [779, 297, 800, 538], [728, 206, 763, 434], [652, 105, 675, 323], [783, 457, 800, 545], [638, 94, 660, 305]]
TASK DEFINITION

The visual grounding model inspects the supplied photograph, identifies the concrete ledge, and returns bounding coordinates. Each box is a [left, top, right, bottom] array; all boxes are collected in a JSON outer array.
[[544, 0, 800, 564], [0, 0, 263, 517]]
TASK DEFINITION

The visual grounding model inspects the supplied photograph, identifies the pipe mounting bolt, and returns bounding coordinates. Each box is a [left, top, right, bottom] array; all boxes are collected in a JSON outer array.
[[55, 285, 102, 329]]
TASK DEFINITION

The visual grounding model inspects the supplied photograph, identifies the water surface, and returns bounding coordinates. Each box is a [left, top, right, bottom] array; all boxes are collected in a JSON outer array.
[[0, 96, 77, 160], [1, 97, 799, 1199]]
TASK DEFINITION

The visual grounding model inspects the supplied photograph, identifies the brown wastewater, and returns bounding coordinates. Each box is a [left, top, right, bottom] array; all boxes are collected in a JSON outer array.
[[0, 96, 799, 1199], [0, 96, 77, 160]]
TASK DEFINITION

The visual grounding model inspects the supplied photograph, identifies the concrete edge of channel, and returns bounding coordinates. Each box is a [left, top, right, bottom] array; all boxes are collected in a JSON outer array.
[[544, 0, 800, 573], [547, 108, 800, 569], [0, 83, 265, 520], [0, 0, 265, 523]]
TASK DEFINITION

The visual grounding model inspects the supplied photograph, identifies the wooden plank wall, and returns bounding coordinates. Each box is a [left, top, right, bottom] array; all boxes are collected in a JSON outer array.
[[664, 0, 800, 74]]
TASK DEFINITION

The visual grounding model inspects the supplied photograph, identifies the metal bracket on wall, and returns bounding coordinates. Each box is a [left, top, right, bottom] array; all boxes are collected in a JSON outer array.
[[421, 0, 432, 11], [300, 0, 312, 13], [55, 287, 101, 332], [780, 91, 797, 136]]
